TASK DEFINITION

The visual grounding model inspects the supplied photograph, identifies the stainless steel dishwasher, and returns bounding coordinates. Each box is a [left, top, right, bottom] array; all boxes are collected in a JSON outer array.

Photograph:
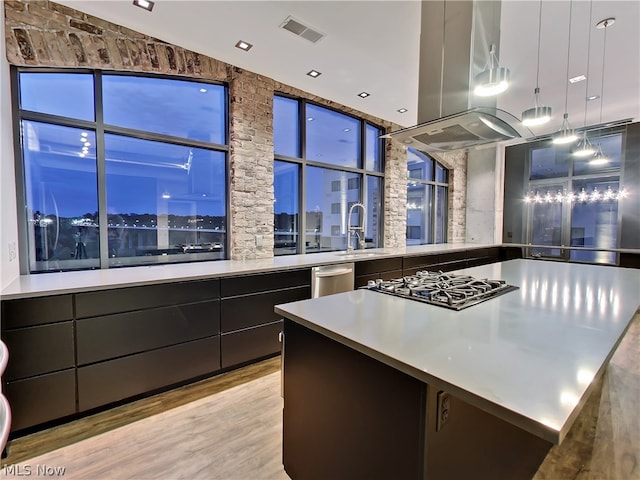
[[311, 263, 355, 298], [281, 263, 355, 396]]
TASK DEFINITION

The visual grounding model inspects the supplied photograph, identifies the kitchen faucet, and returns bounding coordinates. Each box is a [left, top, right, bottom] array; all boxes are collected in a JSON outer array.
[[346, 202, 366, 253]]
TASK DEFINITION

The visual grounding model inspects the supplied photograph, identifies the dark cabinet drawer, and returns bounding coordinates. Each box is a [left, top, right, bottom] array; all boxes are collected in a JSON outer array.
[[354, 257, 402, 277], [221, 321, 282, 369], [77, 300, 220, 365], [221, 269, 310, 297], [5, 369, 76, 432], [221, 286, 310, 333], [77, 336, 221, 412], [403, 254, 439, 270], [3, 322, 75, 381], [355, 269, 404, 288], [75, 279, 220, 318], [1, 295, 73, 329]]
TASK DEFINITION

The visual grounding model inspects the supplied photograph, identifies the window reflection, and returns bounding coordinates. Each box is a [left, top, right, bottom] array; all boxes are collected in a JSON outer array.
[[22, 121, 100, 272], [19, 72, 95, 121], [306, 167, 361, 252], [105, 135, 226, 266], [274, 161, 299, 255], [306, 104, 359, 168], [274, 96, 299, 157], [103, 75, 226, 144], [17, 71, 228, 272], [406, 148, 448, 245]]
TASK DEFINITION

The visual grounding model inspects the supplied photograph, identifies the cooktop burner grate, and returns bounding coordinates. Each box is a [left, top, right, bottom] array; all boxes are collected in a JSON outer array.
[[364, 271, 518, 310]]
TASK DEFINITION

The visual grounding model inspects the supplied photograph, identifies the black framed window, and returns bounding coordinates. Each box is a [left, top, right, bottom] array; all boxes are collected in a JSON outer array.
[[406, 148, 449, 245], [14, 68, 228, 273], [523, 132, 625, 265], [273, 95, 384, 255]]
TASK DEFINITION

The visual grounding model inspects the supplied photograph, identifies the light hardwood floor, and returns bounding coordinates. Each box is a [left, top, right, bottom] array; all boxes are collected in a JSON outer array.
[[2, 313, 638, 480]]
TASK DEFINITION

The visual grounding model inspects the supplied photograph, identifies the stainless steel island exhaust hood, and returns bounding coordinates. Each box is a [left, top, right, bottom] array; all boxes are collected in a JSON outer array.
[[382, 107, 531, 152], [384, 1, 532, 153]]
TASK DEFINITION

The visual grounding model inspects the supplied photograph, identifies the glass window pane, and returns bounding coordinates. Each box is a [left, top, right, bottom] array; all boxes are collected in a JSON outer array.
[[406, 183, 433, 245], [573, 134, 622, 176], [22, 121, 100, 272], [529, 183, 565, 257], [306, 166, 361, 252], [569, 177, 620, 265], [530, 146, 570, 180], [274, 96, 300, 157], [436, 164, 448, 183], [274, 161, 299, 255], [366, 124, 382, 172], [103, 75, 225, 144], [435, 185, 447, 243], [366, 176, 382, 248], [105, 134, 226, 266], [19, 72, 94, 121], [407, 147, 434, 181], [306, 104, 359, 168]]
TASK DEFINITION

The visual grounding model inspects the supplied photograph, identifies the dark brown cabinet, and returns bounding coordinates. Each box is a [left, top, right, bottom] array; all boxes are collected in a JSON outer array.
[[220, 269, 311, 369], [354, 257, 403, 287]]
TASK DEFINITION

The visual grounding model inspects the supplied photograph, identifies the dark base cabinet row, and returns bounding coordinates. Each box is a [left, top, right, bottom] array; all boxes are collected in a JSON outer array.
[[1, 269, 311, 434]]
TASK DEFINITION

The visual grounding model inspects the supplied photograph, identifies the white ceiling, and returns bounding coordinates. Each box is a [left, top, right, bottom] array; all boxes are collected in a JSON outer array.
[[55, 0, 639, 138]]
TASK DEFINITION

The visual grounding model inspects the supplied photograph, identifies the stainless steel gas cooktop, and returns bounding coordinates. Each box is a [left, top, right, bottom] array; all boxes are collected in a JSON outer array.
[[364, 270, 518, 311]]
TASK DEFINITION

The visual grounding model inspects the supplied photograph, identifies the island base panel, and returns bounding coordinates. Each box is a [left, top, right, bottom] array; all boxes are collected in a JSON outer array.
[[282, 320, 553, 480], [283, 319, 427, 480]]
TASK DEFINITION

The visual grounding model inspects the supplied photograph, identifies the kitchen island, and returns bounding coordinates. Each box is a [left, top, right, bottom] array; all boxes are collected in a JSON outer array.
[[275, 259, 640, 480]]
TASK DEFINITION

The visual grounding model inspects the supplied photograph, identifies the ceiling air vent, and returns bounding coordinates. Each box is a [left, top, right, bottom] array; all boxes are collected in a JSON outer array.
[[280, 16, 324, 43]]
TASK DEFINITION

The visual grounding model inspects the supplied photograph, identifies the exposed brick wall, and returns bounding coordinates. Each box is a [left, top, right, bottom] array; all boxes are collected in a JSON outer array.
[[4, 0, 468, 256], [4, 0, 228, 79]]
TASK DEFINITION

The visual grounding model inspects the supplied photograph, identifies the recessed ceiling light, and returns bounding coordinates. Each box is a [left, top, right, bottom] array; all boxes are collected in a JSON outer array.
[[343, 128, 351, 132], [199, 88, 207, 93], [307, 117, 314, 121], [307, 70, 321, 78], [132, 0, 154, 12], [358, 92, 370, 98], [569, 75, 586, 84], [397, 108, 408, 113], [235, 40, 253, 51], [586, 94, 600, 101]]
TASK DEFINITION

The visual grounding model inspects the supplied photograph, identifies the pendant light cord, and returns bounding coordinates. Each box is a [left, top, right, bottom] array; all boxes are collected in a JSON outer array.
[[599, 22, 608, 124], [563, 0, 573, 116], [583, 0, 593, 127], [534, 0, 543, 89], [438, 0, 446, 119]]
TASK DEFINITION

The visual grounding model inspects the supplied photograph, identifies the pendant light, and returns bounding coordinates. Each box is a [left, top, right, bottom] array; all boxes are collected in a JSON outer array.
[[474, 2, 510, 97], [474, 45, 511, 96], [521, 0, 552, 127], [552, 0, 578, 145], [573, 0, 596, 157], [590, 17, 615, 165]]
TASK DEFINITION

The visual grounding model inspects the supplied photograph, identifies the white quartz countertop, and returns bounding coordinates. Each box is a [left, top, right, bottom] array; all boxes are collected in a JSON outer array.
[[275, 259, 640, 445], [0, 243, 496, 300]]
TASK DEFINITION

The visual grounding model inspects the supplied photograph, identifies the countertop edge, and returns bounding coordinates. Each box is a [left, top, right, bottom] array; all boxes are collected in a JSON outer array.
[[0, 242, 499, 300]]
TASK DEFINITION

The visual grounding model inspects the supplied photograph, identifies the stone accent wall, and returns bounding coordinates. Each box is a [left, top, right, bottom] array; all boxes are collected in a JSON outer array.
[[434, 150, 467, 243], [383, 141, 408, 248], [228, 67, 275, 259], [4, 0, 468, 255]]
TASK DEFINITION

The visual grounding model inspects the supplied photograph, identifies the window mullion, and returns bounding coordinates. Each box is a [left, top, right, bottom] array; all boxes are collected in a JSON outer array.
[[94, 71, 109, 269]]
